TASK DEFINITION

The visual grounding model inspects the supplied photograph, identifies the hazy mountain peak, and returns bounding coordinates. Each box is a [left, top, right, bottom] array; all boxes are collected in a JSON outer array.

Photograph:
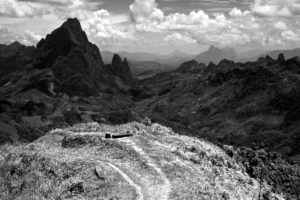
[[194, 45, 236, 64], [208, 45, 219, 51]]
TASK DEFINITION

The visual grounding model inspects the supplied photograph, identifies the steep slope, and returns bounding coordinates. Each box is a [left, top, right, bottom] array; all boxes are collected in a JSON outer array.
[[0, 122, 285, 200], [0, 18, 138, 144], [35, 18, 136, 96], [194, 45, 236, 65]]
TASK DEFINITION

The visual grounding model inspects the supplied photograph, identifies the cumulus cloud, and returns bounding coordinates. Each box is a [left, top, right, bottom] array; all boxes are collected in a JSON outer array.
[[252, 0, 300, 17], [130, 0, 164, 23], [70, 9, 137, 48], [229, 7, 250, 17], [0, 0, 48, 17], [281, 30, 299, 41], [0, 26, 14, 43], [129, 0, 300, 48], [1, 0, 300, 50], [23, 30, 42, 45], [85, 10, 135, 40], [274, 21, 288, 30], [164, 32, 197, 44]]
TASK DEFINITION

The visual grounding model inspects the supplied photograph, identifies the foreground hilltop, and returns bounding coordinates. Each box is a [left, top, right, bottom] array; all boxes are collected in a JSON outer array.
[[0, 122, 285, 200]]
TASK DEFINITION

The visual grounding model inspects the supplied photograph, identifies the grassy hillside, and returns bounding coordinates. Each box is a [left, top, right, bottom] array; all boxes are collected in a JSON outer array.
[[0, 122, 285, 200]]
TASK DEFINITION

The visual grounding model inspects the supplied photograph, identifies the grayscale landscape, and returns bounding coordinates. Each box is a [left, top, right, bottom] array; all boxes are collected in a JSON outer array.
[[0, 0, 300, 199]]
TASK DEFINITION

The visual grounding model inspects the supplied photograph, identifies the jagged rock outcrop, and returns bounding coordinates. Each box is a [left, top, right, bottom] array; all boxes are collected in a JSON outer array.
[[109, 54, 132, 80], [277, 53, 285, 65], [0, 18, 136, 144], [34, 18, 107, 97]]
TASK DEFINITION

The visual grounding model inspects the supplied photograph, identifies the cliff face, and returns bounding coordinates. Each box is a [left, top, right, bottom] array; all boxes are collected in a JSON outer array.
[[35, 18, 107, 96], [0, 18, 137, 145]]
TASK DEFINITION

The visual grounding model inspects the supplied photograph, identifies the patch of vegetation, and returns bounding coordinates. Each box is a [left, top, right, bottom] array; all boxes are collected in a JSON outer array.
[[0, 151, 135, 200], [224, 146, 300, 200]]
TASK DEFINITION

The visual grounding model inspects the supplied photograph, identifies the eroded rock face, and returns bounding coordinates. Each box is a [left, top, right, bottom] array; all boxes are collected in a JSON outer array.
[[109, 54, 133, 80], [0, 18, 136, 144], [35, 18, 106, 97]]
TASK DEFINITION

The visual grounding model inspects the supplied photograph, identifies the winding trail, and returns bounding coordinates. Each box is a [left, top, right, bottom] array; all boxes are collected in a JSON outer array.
[[42, 132, 172, 200], [107, 163, 144, 200], [40, 151, 144, 200], [121, 138, 171, 200]]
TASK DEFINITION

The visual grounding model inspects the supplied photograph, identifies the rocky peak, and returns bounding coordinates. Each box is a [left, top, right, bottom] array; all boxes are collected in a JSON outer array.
[[208, 45, 219, 52], [195, 45, 236, 65], [110, 54, 131, 79], [208, 61, 216, 68], [277, 53, 285, 63], [37, 18, 88, 53], [256, 55, 277, 66], [35, 18, 104, 70], [123, 58, 129, 66], [112, 54, 123, 66]]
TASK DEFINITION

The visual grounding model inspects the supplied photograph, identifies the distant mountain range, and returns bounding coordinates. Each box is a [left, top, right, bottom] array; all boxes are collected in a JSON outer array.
[[263, 48, 300, 60], [101, 50, 193, 78], [102, 50, 193, 65], [194, 45, 236, 65]]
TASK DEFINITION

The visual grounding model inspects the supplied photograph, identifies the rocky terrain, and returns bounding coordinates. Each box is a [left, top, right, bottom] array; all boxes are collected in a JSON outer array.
[[135, 55, 300, 164], [0, 18, 300, 199], [0, 18, 139, 144]]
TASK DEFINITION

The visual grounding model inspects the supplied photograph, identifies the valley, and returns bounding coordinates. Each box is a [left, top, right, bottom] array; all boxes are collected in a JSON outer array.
[[0, 18, 300, 199]]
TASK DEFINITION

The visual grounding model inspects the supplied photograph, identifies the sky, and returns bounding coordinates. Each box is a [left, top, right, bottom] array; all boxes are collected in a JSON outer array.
[[1, 0, 300, 54]]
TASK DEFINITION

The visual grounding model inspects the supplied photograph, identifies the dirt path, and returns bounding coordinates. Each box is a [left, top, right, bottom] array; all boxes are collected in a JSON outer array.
[[40, 151, 144, 200], [107, 163, 144, 200], [41, 132, 172, 200], [121, 138, 171, 200]]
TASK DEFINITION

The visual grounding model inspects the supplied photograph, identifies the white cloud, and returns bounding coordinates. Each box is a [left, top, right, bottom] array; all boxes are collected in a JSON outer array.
[[128, 0, 300, 48], [130, 0, 164, 23], [71, 9, 137, 48], [229, 7, 250, 17], [0, 26, 14, 43], [1, 0, 300, 51], [281, 30, 299, 41], [23, 30, 42, 45], [0, 0, 48, 17], [274, 21, 287, 30], [164, 32, 197, 44], [251, 0, 300, 17]]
